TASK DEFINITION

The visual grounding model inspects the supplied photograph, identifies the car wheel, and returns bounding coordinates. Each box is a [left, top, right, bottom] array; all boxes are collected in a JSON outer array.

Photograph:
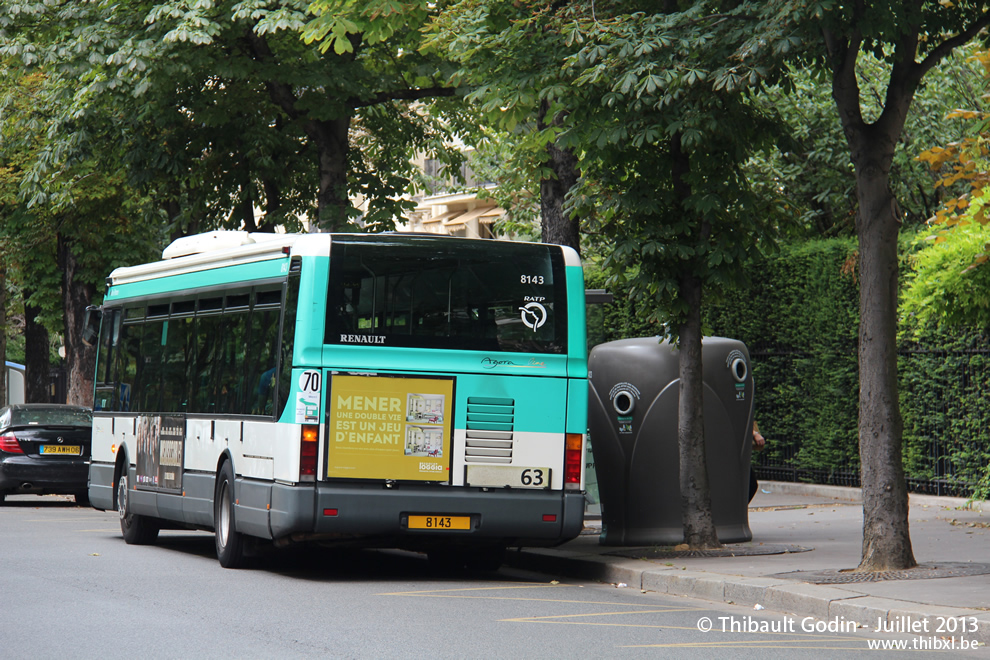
[[214, 461, 246, 568], [74, 491, 90, 506], [0, 492, 5, 505], [118, 473, 159, 545]]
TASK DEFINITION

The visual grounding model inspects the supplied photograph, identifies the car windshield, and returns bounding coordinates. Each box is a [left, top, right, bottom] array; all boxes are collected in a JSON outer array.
[[8, 407, 92, 427]]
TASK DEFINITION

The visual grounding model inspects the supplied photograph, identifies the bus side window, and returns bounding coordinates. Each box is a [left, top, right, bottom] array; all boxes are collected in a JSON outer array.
[[134, 317, 165, 413], [216, 308, 249, 415], [117, 318, 139, 413], [93, 309, 117, 412], [247, 290, 281, 416], [162, 315, 194, 413], [192, 298, 223, 414], [276, 269, 300, 420]]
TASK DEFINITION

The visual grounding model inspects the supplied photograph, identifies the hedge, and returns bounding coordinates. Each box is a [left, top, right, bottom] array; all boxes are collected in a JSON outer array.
[[586, 235, 990, 496]]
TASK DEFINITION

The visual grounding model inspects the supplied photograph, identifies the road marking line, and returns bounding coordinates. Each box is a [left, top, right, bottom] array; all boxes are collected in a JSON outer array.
[[383, 594, 676, 606], [503, 608, 701, 625], [381, 585, 704, 610], [378, 583, 572, 595]]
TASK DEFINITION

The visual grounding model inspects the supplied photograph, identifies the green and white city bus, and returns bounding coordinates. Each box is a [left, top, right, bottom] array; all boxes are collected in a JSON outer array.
[[87, 231, 588, 568]]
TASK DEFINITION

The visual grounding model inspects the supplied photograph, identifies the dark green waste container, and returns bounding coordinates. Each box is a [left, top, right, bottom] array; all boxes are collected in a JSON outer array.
[[588, 336, 755, 545]]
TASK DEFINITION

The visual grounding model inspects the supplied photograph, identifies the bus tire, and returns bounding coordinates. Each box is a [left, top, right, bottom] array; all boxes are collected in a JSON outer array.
[[214, 461, 246, 569], [118, 474, 159, 545]]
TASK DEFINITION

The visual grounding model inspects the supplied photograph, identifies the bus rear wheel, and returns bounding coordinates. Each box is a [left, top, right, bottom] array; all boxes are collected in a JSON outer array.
[[118, 474, 159, 545], [214, 461, 246, 568]]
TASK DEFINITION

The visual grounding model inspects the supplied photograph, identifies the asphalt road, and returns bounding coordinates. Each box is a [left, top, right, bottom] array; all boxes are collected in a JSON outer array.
[[0, 494, 954, 659]]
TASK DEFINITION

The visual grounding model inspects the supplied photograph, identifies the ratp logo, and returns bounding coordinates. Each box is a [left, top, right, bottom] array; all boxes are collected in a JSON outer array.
[[519, 302, 548, 332]]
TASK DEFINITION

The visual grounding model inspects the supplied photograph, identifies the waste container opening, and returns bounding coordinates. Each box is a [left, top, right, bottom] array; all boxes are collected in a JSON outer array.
[[731, 357, 748, 383], [612, 391, 635, 415]]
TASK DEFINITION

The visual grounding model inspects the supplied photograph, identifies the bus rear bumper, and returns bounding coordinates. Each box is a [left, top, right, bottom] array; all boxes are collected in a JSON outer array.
[[271, 481, 584, 548]]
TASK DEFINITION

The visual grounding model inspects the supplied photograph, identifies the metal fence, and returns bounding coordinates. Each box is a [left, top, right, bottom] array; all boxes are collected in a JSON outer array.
[[749, 343, 990, 498]]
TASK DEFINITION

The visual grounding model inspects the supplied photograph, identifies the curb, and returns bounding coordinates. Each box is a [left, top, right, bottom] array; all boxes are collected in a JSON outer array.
[[506, 547, 990, 645], [507, 481, 990, 645]]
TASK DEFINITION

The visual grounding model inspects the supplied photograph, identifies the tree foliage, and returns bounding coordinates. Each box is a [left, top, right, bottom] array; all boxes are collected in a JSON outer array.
[[558, 3, 782, 340], [0, 0, 478, 399], [0, 0, 470, 233], [746, 46, 986, 238], [434, 1, 782, 335], [903, 50, 990, 334], [917, 50, 990, 225], [902, 223, 990, 331], [425, 0, 593, 250], [0, 59, 161, 402]]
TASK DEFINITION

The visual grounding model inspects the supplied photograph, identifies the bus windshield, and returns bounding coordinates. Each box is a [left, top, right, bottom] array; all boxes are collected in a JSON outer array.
[[325, 235, 567, 353]]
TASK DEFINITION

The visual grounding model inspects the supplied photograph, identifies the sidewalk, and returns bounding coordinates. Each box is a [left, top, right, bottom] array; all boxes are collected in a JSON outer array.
[[508, 481, 990, 644]]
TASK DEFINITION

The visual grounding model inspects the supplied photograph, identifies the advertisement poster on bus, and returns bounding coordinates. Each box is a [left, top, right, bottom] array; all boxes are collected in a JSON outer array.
[[327, 374, 453, 481], [135, 415, 185, 493]]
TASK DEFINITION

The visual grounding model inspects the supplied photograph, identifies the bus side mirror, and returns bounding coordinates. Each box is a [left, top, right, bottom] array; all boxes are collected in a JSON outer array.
[[82, 305, 102, 347]]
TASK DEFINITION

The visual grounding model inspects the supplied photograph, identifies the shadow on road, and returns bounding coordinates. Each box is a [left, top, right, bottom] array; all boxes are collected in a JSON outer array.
[[149, 530, 536, 585]]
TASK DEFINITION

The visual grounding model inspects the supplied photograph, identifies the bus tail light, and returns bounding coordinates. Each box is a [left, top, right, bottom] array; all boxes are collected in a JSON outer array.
[[564, 433, 583, 490], [0, 433, 23, 454], [300, 425, 318, 482]]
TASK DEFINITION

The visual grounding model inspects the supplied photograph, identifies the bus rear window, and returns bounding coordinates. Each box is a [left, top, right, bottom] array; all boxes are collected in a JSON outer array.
[[326, 236, 567, 353]]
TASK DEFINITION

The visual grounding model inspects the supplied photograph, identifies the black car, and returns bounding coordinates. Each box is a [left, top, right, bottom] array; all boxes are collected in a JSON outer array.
[[0, 404, 92, 505]]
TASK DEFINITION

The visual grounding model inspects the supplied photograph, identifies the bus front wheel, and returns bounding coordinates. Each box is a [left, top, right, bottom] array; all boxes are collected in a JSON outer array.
[[214, 461, 246, 568], [118, 474, 159, 545]]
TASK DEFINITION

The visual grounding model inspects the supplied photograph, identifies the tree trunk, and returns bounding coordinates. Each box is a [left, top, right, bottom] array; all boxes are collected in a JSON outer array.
[[312, 116, 352, 231], [853, 150, 916, 571], [677, 273, 719, 548], [59, 234, 96, 407], [537, 101, 581, 253], [829, 37, 917, 571], [245, 30, 354, 232], [22, 291, 50, 403], [259, 175, 282, 232], [669, 131, 718, 548], [539, 142, 581, 253]]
